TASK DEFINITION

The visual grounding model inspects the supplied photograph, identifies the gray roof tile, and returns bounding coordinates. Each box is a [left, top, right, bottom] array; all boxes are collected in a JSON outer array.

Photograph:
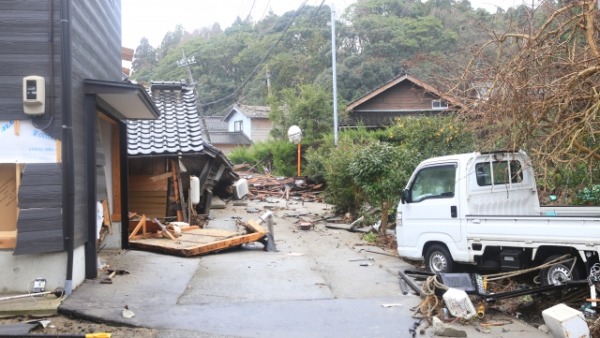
[[204, 115, 228, 132], [223, 104, 271, 121], [209, 131, 252, 145], [127, 81, 206, 156]]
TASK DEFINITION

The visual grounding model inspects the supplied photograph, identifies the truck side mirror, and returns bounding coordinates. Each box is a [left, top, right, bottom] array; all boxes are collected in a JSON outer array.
[[401, 189, 410, 204]]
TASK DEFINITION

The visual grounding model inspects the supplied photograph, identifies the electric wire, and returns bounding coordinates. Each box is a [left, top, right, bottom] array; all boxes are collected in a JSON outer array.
[[201, 0, 330, 109], [201, 0, 311, 109]]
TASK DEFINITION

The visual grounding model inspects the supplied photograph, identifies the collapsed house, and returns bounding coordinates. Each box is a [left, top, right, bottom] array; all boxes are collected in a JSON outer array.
[[124, 81, 267, 256]]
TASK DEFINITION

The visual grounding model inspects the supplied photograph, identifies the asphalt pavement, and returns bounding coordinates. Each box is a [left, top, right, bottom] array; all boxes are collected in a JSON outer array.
[[59, 197, 550, 338]]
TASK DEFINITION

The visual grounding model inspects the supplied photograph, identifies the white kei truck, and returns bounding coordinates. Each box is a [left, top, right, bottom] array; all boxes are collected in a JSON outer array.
[[395, 150, 600, 285]]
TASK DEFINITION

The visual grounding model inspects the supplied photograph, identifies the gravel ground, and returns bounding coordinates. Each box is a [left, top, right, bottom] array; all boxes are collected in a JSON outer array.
[[0, 314, 158, 337]]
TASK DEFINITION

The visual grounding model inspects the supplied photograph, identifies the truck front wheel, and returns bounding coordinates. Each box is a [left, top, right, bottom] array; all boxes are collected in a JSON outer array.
[[425, 245, 453, 273]]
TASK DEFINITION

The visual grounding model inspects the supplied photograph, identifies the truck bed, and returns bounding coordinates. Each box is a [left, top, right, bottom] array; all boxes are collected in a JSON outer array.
[[466, 215, 600, 247], [540, 206, 600, 217]]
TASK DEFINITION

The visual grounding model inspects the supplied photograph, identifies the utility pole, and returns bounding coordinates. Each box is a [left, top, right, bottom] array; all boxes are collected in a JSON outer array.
[[331, 3, 339, 146], [177, 49, 211, 143], [266, 66, 272, 97]]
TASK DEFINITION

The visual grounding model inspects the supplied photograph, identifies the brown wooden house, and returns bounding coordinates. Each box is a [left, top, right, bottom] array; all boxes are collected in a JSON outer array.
[[342, 73, 462, 129]]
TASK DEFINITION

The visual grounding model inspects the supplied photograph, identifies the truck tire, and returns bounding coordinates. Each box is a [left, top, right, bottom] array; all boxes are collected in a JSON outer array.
[[539, 255, 580, 286], [425, 244, 453, 273]]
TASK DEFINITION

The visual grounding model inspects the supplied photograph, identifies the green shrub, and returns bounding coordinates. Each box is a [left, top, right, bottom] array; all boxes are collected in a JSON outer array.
[[575, 185, 600, 206], [227, 140, 298, 176], [362, 232, 378, 243], [304, 129, 375, 214]]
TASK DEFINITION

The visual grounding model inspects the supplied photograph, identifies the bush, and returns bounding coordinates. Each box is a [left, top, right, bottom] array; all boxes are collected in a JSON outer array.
[[227, 140, 298, 176], [575, 185, 600, 206], [304, 129, 375, 214]]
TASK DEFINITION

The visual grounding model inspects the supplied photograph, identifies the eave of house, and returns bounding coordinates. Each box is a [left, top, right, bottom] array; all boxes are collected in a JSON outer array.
[[84, 79, 161, 120]]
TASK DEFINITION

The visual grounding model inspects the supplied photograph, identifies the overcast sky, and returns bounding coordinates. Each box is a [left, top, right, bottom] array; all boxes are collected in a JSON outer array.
[[121, 0, 522, 49]]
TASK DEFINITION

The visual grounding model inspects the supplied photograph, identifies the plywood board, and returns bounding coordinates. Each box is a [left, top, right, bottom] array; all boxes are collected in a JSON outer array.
[[0, 164, 17, 231], [0, 230, 16, 249], [129, 225, 267, 257]]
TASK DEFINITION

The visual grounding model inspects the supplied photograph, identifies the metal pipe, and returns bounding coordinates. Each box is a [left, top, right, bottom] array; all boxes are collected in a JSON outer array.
[[0, 288, 65, 302], [60, 0, 75, 296], [330, 3, 338, 146], [398, 270, 422, 296]]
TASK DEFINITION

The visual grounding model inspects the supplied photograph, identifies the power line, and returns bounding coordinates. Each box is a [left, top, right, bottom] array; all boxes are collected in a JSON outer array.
[[201, 0, 310, 108]]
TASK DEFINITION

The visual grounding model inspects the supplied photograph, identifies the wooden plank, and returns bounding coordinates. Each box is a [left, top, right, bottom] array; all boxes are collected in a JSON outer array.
[[149, 172, 172, 183], [129, 226, 266, 257], [245, 220, 267, 234], [130, 175, 169, 192], [0, 164, 17, 231], [128, 215, 146, 239], [110, 119, 122, 221], [130, 232, 266, 257], [0, 230, 16, 249], [121, 47, 134, 61], [171, 160, 183, 222]]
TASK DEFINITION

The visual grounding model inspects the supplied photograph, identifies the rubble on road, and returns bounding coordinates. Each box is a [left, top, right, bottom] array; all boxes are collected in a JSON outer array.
[[234, 165, 324, 202], [401, 261, 600, 337]]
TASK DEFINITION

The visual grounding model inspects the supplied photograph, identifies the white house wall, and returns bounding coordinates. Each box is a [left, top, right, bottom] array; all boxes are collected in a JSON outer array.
[[227, 111, 252, 140], [0, 246, 85, 293]]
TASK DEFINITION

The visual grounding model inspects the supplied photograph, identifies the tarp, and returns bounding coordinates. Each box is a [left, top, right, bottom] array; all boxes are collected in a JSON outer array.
[[0, 120, 58, 163]]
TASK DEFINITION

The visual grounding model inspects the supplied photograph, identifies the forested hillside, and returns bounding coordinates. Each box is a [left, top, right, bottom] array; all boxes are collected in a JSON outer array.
[[130, 0, 514, 115]]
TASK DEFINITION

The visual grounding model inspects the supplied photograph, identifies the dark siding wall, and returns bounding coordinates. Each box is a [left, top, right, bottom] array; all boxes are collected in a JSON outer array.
[[1, 0, 65, 255], [10, 1, 123, 254], [0, 0, 63, 138], [70, 0, 122, 247], [356, 82, 438, 111], [14, 164, 64, 254]]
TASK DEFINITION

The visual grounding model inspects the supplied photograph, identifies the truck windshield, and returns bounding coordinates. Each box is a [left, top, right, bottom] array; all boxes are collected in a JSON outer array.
[[409, 164, 456, 202]]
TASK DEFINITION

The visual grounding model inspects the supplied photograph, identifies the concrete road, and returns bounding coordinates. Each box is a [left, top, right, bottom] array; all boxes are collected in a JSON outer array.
[[60, 198, 549, 338]]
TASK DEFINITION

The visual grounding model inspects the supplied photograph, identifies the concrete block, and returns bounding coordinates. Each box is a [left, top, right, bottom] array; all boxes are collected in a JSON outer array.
[[542, 303, 589, 338], [442, 287, 476, 319]]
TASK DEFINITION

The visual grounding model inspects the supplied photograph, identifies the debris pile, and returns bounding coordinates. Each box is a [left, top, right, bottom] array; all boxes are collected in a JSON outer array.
[[401, 257, 600, 337], [234, 164, 324, 202]]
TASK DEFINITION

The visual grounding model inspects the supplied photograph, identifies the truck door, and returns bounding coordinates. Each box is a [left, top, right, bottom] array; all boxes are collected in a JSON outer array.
[[400, 163, 462, 250]]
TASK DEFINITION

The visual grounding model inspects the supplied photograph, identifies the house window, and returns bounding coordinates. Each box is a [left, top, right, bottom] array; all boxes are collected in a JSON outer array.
[[432, 99, 448, 110], [234, 120, 243, 132]]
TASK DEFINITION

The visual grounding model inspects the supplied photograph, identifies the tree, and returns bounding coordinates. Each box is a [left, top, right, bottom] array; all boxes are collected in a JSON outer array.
[[348, 142, 415, 239], [269, 84, 344, 141], [131, 37, 158, 85], [449, 1, 600, 188], [158, 24, 185, 59]]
